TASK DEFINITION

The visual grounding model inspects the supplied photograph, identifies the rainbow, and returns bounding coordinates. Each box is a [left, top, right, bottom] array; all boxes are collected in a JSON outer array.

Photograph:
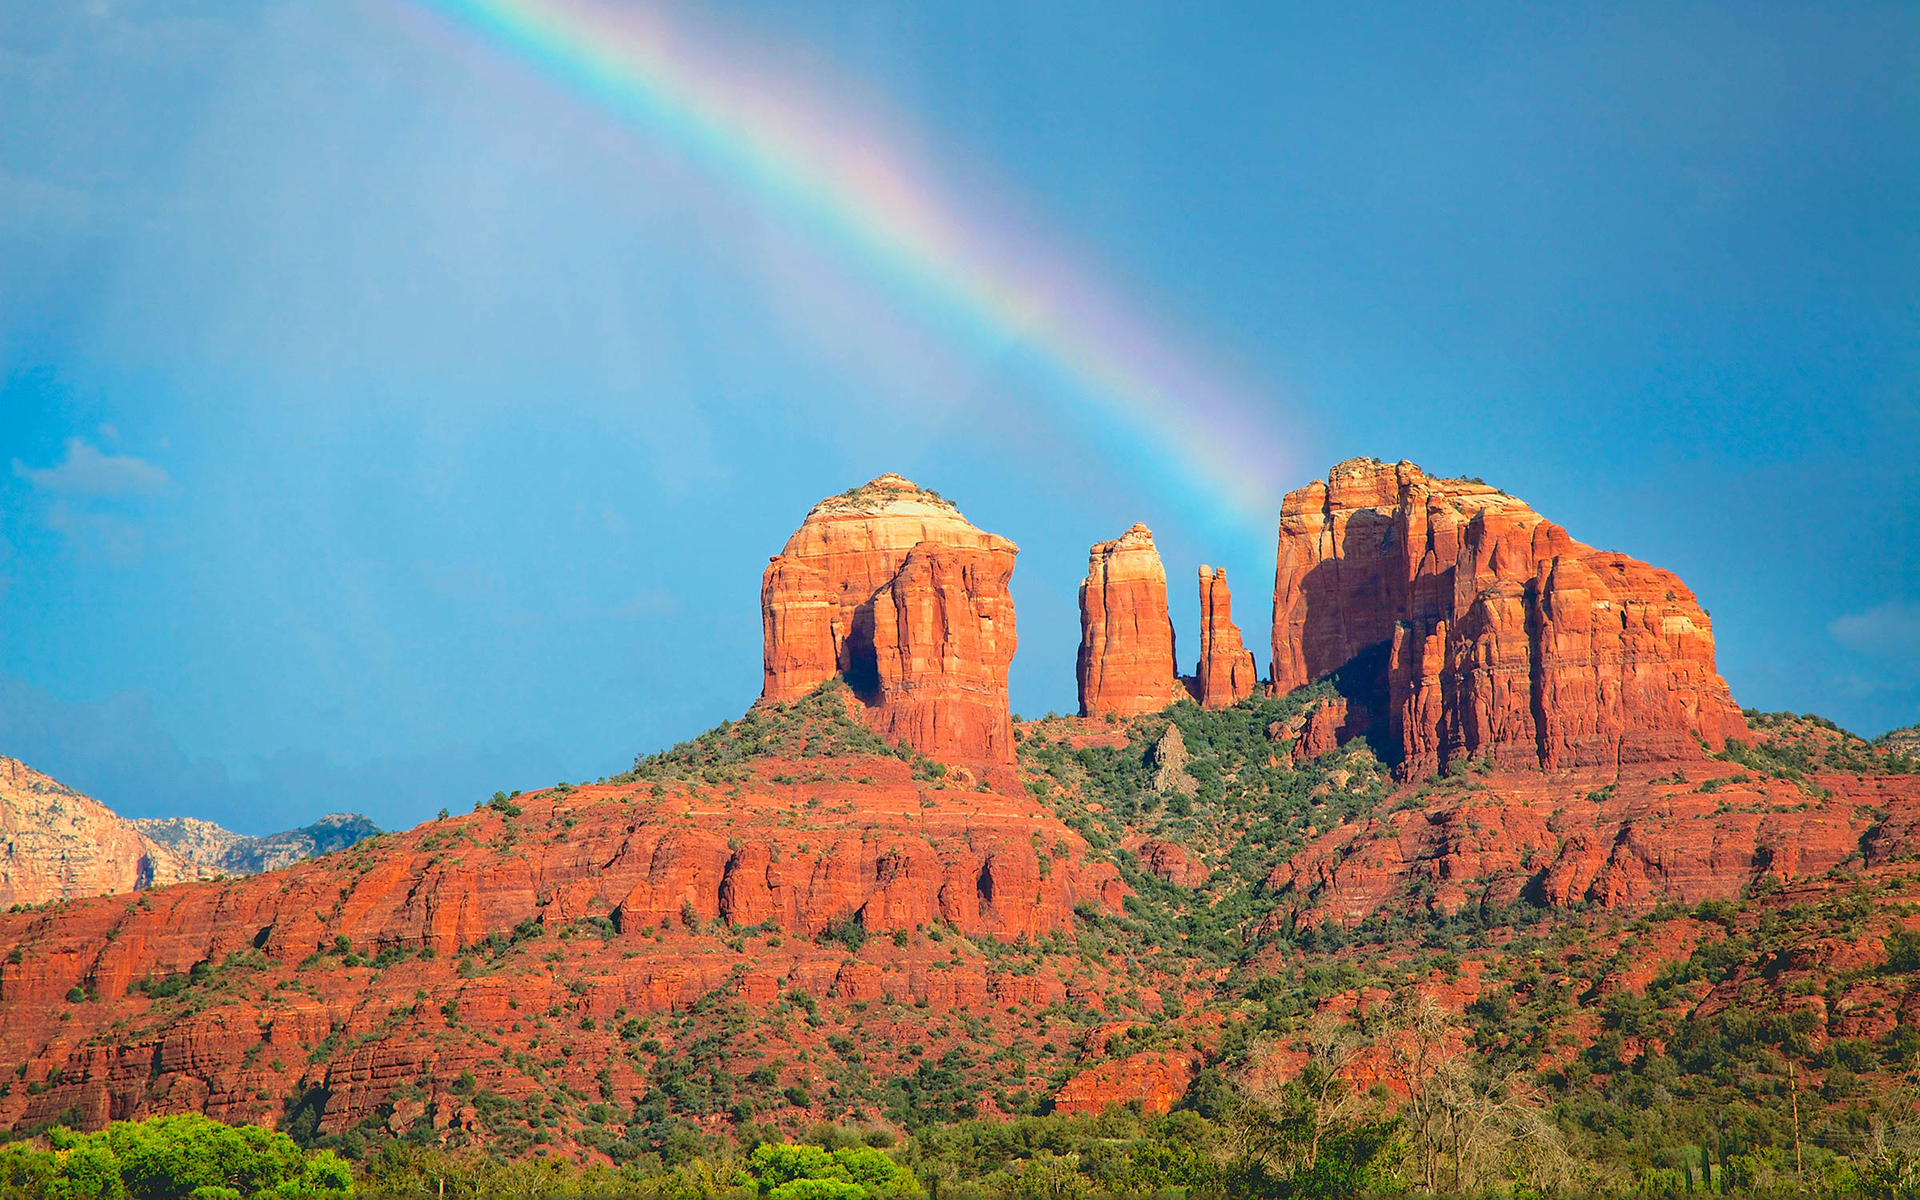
[[401, 0, 1294, 525]]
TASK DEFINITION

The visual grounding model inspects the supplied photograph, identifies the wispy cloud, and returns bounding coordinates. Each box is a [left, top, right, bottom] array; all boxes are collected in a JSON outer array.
[[1830, 601, 1920, 662], [11, 437, 175, 566], [12, 436, 172, 497], [42, 501, 148, 568]]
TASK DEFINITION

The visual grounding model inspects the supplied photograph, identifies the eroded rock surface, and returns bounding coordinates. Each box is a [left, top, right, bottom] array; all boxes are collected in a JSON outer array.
[[1194, 567, 1259, 709], [1077, 525, 1183, 717], [762, 475, 1018, 775], [1271, 458, 1746, 776]]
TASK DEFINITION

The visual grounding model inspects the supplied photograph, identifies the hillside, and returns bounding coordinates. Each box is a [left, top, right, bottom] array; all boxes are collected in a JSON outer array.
[[1881, 723, 1920, 760]]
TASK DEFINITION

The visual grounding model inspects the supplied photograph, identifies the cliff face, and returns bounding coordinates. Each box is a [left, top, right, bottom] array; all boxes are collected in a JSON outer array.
[[0, 758, 200, 907], [1193, 567, 1258, 709], [1271, 459, 1747, 776], [1076, 525, 1183, 717], [762, 475, 1018, 776]]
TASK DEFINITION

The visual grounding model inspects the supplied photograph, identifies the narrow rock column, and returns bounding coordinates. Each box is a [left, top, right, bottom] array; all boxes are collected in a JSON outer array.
[[1077, 524, 1183, 717], [1194, 566, 1258, 708]]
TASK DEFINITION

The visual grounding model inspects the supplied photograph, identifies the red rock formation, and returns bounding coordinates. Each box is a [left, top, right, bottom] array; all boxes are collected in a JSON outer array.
[[1263, 761, 1888, 925], [1053, 1051, 1196, 1116], [761, 475, 1018, 774], [1270, 459, 1747, 776], [1128, 837, 1209, 888], [1193, 566, 1258, 708], [1077, 524, 1183, 717], [1286, 698, 1350, 763]]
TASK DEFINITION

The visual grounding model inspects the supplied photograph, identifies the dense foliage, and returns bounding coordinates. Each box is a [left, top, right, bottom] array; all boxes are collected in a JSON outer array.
[[0, 1114, 351, 1200]]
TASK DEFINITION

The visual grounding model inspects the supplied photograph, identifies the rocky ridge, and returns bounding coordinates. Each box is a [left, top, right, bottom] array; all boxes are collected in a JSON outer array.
[[131, 814, 383, 877], [1881, 723, 1920, 759], [4, 463, 1915, 1154]]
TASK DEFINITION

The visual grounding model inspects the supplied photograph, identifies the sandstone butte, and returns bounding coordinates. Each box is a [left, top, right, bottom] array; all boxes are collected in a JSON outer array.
[[1270, 457, 1749, 778], [762, 474, 1018, 784], [3, 464, 1918, 1144], [1076, 524, 1183, 717]]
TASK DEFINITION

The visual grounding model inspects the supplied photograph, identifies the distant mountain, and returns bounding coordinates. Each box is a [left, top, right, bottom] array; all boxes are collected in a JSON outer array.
[[1881, 723, 1920, 758], [0, 755, 379, 906], [0, 756, 200, 907], [130, 813, 381, 875]]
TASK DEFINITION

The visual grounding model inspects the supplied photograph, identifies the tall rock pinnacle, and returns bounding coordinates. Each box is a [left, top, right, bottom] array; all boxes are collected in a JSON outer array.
[[1270, 457, 1748, 776], [1076, 524, 1184, 717], [761, 474, 1018, 775], [1194, 566, 1258, 708]]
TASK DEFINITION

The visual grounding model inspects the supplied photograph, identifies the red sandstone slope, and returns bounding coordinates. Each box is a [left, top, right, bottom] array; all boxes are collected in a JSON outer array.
[[0, 692, 1130, 1138], [1271, 458, 1747, 777], [1262, 757, 1899, 928]]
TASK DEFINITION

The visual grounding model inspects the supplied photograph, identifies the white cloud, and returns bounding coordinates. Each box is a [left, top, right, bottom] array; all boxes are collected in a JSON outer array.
[[1830, 602, 1920, 661], [12, 436, 171, 496]]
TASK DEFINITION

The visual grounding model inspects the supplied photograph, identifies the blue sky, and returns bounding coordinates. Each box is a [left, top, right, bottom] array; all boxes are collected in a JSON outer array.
[[2, 0, 1915, 833]]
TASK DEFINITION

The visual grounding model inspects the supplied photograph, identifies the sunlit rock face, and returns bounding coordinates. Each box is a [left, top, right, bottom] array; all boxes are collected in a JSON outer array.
[[761, 474, 1018, 775], [1076, 523, 1184, 718], [1193, 565, 1258, 709], [1270, 458, 1747, 776]]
